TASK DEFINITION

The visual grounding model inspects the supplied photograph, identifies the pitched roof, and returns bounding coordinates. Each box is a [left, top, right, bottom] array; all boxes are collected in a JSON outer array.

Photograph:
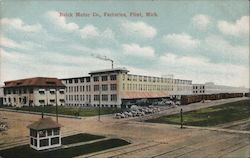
[[3, 77, 65, 88], [27, 117, 62, 130], [121, 91, 169, 99]]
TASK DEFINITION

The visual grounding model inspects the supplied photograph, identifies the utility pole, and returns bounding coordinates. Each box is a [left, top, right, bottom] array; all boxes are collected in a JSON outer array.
[[98, 83, 101, 121], [56, 88, 58, 123], [180, 108, 183, 128]]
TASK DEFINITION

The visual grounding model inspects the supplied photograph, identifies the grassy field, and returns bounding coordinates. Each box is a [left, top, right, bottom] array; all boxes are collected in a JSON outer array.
[[146, 99, 250, 127], [0, 135, 130, 158], [0, 106, 122, 117], [62, 133, 105, 145]]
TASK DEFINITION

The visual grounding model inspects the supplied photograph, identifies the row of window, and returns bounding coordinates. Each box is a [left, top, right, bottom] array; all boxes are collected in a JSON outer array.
[[38, 90, 64, 94], [93, 94, 117, 101], [123, 83, 191, 91], [67, 94, 117, 102], [123, 75, 192, 84], [93, 84, 117, 91], [4, 88, 33, 95], [93, 75, 117, 82], [65, 77, 91, 84], [193, 90, 205, 93], [66, 103, 118, 108], [66, 94, 91, 102], [66, 85, 91, 93], [64, 75, 116, 84], [193, 86, 205, 89]]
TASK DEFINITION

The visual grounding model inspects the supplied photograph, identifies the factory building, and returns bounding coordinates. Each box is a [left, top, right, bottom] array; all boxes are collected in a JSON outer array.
[[3, 77, 66, 107], [192, 82, 249, 95], [62, 68, 192, 108]]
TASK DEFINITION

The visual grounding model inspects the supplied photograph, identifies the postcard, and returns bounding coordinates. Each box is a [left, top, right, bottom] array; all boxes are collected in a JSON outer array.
[[0, 0, 249, 158]]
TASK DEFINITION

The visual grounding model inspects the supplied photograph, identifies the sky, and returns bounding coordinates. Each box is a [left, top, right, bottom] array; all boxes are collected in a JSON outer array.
[[0, 0, 249, 88]]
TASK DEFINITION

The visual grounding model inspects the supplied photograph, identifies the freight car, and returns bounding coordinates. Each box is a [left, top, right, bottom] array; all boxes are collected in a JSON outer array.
[[181, 93, 243, 105]]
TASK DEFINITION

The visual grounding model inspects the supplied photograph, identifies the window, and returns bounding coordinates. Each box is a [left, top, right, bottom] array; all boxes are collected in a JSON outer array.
[[80, 78, 84, 83], [110, 84, 117, 91], [47, 129, 52, 136], [59, 90, 64, 94], [102, 84, 108, 91], [101, 76, 108, 81], [53, 128, 60, 135], [94, 85, 99, 91], [110, 75, 116, 80], [86, 77, 90, 82], [39, 130, 46, 137], [93, 76, 99, 82], [69, 79, 72, 83], [30, 129, 37, 137], [102, 94, 108, 101], [39, 90, 45, 94], [40, 139, 49, 147], [50, 99, 55, 103], [94, 95, 100, 101], [74, 79, 78, 83], [50, 90, 55, 94], [39, 100, 45, 103], [111, 94, 117, 101], [51, 137, 59, 145]]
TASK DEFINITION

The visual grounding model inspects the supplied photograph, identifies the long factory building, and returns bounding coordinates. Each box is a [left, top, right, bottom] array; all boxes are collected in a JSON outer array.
[[61, 68, 192, 108]]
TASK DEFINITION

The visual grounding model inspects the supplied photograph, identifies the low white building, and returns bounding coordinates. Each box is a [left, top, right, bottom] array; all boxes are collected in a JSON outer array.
[[193, 82, 249, 95], [3, 77, 66, 107]]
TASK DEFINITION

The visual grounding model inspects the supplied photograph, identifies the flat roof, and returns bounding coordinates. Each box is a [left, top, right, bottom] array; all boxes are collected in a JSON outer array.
[[61, 76, 90, 80], [89, 68, 129, 75]]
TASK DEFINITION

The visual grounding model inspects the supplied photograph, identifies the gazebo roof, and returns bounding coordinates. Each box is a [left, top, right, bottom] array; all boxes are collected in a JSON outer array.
[[27, 117, 62, 130]]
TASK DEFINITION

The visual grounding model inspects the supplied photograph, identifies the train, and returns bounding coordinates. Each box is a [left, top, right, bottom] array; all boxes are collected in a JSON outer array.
[[181, 93, 244, 105]]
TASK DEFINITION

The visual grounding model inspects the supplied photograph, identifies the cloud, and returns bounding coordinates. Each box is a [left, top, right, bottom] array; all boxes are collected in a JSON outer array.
[[192, 14, 211, 30], [122, 43, 155, 57], [80, 25, 114, 40], [47, 11, 79, 31], [162, 33, 200, 49], [0, 18, 42, 32], [159, 53, 249, 87], [0, 35, 43, 50], [204, 35, 248, 62], [217, 16, 249, 36], [121, 20, 157, 38]]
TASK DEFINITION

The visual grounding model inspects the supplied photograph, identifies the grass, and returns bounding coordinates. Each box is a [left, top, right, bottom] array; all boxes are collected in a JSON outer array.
[[146, 99, 250, 127], [0, 106, 122, 117], [62, 133, 105, 145], [0, 138, 130, 158]]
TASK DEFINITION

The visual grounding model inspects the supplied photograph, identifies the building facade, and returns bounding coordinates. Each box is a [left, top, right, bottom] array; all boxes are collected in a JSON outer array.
[[192, 82, 249, 95], [3, 77, 66, 107], [62, 68, 192, 108]]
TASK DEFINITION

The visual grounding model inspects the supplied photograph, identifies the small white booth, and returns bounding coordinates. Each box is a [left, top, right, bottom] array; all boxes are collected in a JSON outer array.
[[27, 117, 62, 151]]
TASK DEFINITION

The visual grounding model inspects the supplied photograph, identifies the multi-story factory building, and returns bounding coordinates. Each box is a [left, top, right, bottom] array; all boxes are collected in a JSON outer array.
[[62, 68, 192, 108], [3, 77, 66, 107]]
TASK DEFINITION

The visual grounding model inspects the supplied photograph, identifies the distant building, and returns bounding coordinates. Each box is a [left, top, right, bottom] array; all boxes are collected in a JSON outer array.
[[192, 82, 249, 95], [62, 68, 192, 108], [3, 77, 66, 107], [27, 117, 62, 150]]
